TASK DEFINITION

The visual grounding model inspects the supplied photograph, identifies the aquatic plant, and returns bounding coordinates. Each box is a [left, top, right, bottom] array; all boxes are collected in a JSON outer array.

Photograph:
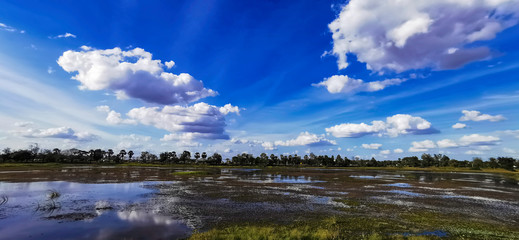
[[36, 189, 62, 213], [0, 195, 8, 206]]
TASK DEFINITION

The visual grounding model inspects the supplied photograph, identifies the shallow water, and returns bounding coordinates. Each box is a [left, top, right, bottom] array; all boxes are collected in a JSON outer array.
[[0, 166, 518, 239], [0, 180, 190, 240]]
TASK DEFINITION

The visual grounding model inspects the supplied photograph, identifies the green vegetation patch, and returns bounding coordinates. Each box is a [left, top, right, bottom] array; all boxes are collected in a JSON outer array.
[[171, 170, 210, 175], [190, 208, 519, 240]]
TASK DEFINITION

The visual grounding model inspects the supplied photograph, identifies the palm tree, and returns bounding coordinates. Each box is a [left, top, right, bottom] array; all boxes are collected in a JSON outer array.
[[107, 149, 114, 162], [194, 152, 200, 162], [128, 150, 134, 161], [119, 150, 127, 162]]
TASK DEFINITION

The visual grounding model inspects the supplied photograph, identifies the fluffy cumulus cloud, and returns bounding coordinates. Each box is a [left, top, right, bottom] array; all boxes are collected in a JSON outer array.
[[459, 110, 506, 122], [394, 148, 404, 153], [98, 102, 239, 140], [409, 140, 437, 152], [256, 132, 336, 150], [11, 125, 97, 142], [219, 103, 241, 115], [313, 75, 405, 94], [262, 142, 276, 151], [274, 132, 336, 147], [452, 123, 467, 129], [326, 114, 436, 138], [380, 150, 391, 155], [362, 143, 382, 150], [459, 134, 500, 146], [96, 105, 137, 125], [329, 0, 519, 72], [410, 134, 500, 152], [58, 47, 217, 105], [437, 139, 459, 148]]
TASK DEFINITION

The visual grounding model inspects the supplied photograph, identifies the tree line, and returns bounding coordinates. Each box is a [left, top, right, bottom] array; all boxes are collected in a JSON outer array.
[[0, 145, 516, 171]]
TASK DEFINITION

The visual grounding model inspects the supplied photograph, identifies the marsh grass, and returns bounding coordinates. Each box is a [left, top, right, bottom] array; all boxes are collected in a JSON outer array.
[[190, 207, 519, 240], [36, 189, 62, 214], [171, 171, 210, 176], [0, 195, 8, 206]]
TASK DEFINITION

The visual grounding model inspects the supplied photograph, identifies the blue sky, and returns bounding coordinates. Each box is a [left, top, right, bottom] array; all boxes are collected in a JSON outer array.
[[1, 0, 519, 160]]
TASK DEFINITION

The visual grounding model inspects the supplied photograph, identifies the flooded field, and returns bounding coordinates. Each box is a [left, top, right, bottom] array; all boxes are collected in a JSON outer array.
[[0, 166, 518, 239]]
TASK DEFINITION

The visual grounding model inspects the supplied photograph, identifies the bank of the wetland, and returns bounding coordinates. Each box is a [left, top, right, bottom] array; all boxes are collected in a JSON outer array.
[[190, 209, 519, 240]]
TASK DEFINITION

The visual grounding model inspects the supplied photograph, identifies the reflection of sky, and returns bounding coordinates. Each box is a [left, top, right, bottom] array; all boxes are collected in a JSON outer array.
[[0, 181, 162, 205], [0, 210, 191, 240], [0, 181, 190, 240], [237, 174, 326, 184]]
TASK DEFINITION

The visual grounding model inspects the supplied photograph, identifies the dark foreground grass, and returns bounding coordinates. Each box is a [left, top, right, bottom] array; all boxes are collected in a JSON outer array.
[[190, 209, 519, 240]]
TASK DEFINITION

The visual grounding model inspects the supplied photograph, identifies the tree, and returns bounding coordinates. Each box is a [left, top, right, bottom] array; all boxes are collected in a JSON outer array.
[[497, 157, 515, 171], [194, 152, 200, 162], [128, 150, 134, 161], [210, 153, 222, 165], [53, 148, 61, 155], [202, 152, 207, 160], [421, 154, 434, 168], [472, 157, 484, 170], [171, 151, 178, 163], [489, 157, 499, 168], [119, 150, 126, 159], [119, 150, 127, 162], [107, 149, 114, 161], [402, 156, 420, 167], [159, 152, 170, 163], [180, 151, 191, 163], [93, 149, 104, 162]]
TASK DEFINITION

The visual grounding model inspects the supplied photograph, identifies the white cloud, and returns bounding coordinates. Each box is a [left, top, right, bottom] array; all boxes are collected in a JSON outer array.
[[380, 150, 391, 155], [58, 47, 217, 105], [96, 105, 137, 125], [326, 114, 435, 138], [116, 135, 151, 150], [47, 67, 54, 74], [459, 134, 500, 146], [313, 75, 405, 94], [394, 148, 404, 153], [452, 123, 467, 129], [219, 103, 241, 115], [274, 132, 336, 147], [121, 134, 151, 142], [459, 110, 506, 122], [362, 143, 382, 150], [262, 142, 276, 150], [500, 130, 519, 138], [329, 0, 519, 72], [99, 102, 239, 140], [51, 33, 77, 39], [411, 134, 501, 152], [259, 132, 336, 151], [465, 150, 483, 155], [165, 60, 175, 69], [409, 140, 437, 152], [12, 126, 97, 142], [437, 139, 459, 148], [0, 22, 19, 32], [478, 146, 492, 151]]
